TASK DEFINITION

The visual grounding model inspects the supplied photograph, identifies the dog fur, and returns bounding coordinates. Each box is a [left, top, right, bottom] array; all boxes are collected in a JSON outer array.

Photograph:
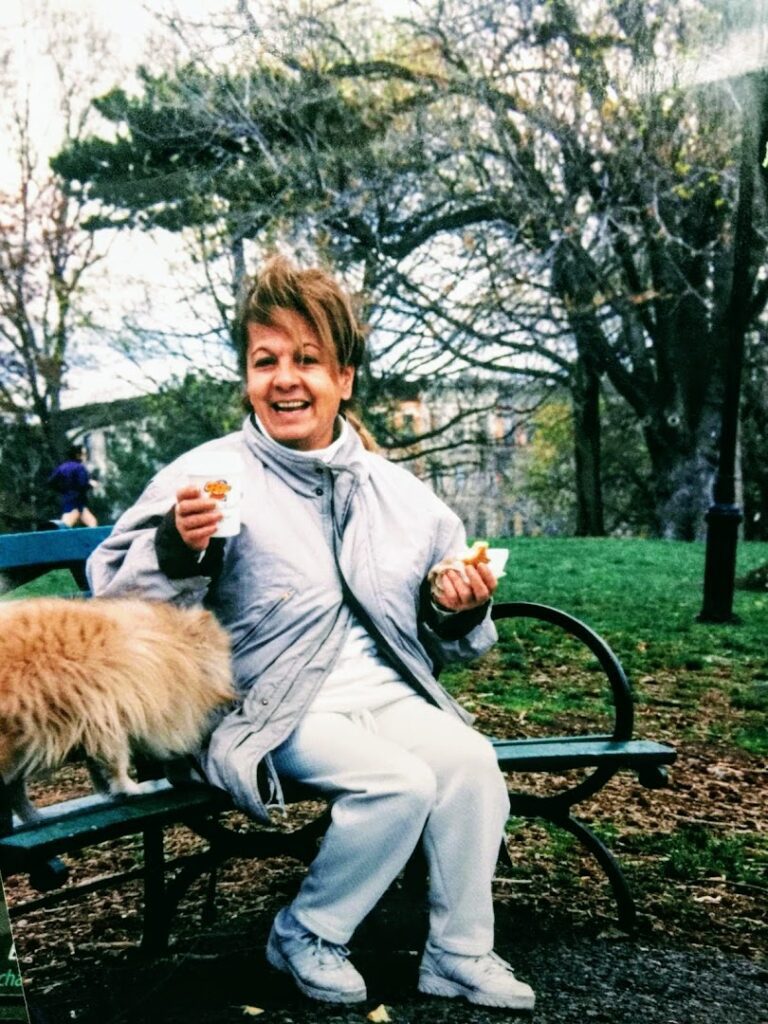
[[0, 597, 235, 821]]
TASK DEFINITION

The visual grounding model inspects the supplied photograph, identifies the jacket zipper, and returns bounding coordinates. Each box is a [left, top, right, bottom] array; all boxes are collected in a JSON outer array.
[[232, 589, 294, 652]]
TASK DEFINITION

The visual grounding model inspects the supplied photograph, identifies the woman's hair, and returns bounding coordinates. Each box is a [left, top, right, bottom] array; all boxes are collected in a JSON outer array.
[[235, 254, 367, 374], [67, 444, 85, 461]]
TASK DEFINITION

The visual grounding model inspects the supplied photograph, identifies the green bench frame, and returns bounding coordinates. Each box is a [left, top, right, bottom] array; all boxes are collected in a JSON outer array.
[[0, 527, 676, 952]]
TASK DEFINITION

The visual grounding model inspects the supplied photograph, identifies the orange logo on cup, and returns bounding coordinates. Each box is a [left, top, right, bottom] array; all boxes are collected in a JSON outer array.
[[203, 479, 232, 501]]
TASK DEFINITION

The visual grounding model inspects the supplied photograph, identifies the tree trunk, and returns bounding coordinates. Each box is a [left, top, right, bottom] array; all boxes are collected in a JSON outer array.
[[739, 328, 768, 540], [644, 416, 719, 540], [552, 242, 606, 537], [572, 348, 605, 536], [743, 461, 768, 541], [232, 235, 245, 295]]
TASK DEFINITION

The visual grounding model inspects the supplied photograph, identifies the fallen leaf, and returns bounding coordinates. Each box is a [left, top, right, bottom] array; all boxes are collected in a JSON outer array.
[[367, 1005, 392, 1022], [596, 926, 629, 941], [241, 1007, 265, 1017]]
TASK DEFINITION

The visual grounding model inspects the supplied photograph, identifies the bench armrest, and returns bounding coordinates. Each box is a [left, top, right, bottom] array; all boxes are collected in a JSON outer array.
[[491, 602, 634, 741]]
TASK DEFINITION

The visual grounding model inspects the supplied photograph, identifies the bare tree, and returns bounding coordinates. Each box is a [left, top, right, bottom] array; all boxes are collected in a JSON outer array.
[[315, 0, 768, 538], [0, 7, 115, 524], [51, 0, 768, 540]]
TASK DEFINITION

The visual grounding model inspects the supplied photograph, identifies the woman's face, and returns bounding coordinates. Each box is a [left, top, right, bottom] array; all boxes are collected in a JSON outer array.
[[245, 309, 355, 451]]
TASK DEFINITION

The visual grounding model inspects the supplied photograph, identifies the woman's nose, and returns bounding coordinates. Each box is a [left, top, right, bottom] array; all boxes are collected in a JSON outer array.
[[273, 359, 300, 387]]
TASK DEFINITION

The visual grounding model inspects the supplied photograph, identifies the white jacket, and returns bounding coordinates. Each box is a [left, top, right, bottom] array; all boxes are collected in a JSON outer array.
[[87, 415, 497, 820]]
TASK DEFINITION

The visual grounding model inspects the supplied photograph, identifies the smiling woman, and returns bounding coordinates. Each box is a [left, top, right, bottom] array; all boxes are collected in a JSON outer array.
[[245, 309, 355, 451], [86, 254, 535, 1012]]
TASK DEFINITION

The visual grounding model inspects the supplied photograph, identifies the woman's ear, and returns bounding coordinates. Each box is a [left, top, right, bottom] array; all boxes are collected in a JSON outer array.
[[339, 366, 355, 401]]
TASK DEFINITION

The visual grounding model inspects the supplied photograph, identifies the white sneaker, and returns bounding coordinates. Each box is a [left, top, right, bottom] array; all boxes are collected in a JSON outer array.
[[266, 909, 367, 1004], [418, 947, 535, 1010]]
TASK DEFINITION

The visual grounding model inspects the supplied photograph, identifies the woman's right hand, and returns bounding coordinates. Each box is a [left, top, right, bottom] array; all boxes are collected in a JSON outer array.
[[174, 485, 223, 552]]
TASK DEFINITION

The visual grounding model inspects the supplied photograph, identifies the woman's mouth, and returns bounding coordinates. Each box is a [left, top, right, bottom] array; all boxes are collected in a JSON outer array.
[[272, 400, 310, 413]]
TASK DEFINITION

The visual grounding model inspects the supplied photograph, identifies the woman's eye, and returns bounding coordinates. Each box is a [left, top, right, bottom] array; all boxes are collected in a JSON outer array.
[[298, 354, 319, 366], [252, 357, 275, 369]]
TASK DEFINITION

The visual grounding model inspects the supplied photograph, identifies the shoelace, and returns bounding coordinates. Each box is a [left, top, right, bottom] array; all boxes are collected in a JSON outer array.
[[434, 950, 517, 982], [474, 952, 518, 979], [310, 937, 352, 967]]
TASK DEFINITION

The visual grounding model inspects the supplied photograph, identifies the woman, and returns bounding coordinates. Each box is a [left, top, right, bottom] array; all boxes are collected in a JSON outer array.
[[87, 257, 535, 1011]]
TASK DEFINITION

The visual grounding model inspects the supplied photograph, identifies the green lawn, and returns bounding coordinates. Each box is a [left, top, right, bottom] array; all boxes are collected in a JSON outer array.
[[492, 536, 768, 670], [437, 537, 768, 756], [453, 538, 767, 951], [1, 568, 82, 599], [14, 536, 765, 753]]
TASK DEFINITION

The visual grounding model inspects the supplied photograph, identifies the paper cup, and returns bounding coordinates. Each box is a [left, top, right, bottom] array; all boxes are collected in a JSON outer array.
[[187, 453, 243, 538]]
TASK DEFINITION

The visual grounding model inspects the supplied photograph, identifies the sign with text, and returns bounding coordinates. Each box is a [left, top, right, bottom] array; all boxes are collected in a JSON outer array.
[[0, 877, 28, 1023]]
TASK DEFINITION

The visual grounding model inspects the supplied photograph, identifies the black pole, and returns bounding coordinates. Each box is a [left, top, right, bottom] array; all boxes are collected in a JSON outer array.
[[698, 79, 759, 623]]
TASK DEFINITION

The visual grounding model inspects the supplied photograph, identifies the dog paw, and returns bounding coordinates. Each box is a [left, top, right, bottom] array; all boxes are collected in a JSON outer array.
[[109, 778, 143, 798]]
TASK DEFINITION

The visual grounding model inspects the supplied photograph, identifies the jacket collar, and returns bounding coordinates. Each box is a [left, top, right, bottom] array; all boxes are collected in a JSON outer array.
[[242, 414, 370, 498]]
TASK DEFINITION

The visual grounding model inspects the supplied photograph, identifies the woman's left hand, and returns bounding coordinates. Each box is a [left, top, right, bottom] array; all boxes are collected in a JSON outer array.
[[433, 563, 497, 613]]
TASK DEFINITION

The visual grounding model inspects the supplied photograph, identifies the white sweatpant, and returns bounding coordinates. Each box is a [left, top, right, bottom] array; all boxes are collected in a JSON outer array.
[[270, 695, 510, 955]]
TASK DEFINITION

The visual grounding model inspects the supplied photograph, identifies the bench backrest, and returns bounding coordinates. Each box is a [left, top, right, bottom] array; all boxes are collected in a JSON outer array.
[[0, 526, 112, 593]]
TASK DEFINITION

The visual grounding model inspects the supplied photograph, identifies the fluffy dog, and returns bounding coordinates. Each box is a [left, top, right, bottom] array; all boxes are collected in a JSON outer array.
[[0, 597, 235, 822]]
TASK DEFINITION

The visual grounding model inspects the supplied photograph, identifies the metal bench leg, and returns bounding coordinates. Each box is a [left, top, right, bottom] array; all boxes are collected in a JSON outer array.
[[282, 808, 332, 864], [160, 850, 220, 930], [28, 856, 70, 891], [556, 815, 637, 932], [497, 835, 515, 874], [140, 826, 170, 955]]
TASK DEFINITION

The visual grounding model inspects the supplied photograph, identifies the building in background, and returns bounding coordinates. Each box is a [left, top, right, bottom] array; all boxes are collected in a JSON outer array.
[[373, 377, 544, 538]]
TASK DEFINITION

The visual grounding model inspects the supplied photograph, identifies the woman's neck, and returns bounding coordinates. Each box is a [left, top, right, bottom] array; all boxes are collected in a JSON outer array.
[[251, 413, 348, 461]]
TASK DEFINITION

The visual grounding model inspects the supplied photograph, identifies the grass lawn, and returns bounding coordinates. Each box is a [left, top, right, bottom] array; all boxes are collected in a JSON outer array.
[[493, 536, 768, 678], [438, 536, 768, 756], [435, 537, 767, 957]]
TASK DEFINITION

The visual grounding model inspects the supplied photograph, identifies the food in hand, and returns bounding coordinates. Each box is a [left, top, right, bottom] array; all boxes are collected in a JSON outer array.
[[461, 540, 490, 567], [428, 540, 492, 601]]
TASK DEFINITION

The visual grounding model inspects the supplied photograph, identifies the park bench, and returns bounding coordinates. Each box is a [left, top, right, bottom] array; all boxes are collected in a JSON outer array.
[[0, 527, 676, 954]]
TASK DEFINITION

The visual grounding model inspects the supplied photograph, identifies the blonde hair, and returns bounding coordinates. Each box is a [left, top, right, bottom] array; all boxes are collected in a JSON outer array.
[[345, 410, 379, 453], [235, 254, 367, 374]]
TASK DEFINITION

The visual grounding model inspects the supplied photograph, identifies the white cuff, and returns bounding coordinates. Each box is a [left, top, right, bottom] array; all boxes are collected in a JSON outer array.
[[430, 599, 459, 622]]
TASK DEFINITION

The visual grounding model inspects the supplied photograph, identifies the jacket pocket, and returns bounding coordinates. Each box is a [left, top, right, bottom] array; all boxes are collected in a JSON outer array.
[[231, 589, 294, 653]]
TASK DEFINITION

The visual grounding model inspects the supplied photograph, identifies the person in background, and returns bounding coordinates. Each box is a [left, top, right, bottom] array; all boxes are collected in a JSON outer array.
[[86, 256, 535, 1012], [48, 444, 98, 527]]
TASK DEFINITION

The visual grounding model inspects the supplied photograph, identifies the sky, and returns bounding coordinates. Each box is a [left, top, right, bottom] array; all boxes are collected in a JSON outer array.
[[1, 1, 248, 406]]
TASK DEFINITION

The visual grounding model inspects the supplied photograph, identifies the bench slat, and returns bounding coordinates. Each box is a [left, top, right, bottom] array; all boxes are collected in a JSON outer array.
[[491, 736, 676, 772], [0, 782, 228, 866], [0, 526, 111, 571], [2, 738, 676, 863]]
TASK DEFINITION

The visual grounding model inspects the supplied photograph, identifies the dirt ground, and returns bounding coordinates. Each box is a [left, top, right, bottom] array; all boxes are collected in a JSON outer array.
[[12, 892, 768, 1024], [5, 718, 767, 1024]]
